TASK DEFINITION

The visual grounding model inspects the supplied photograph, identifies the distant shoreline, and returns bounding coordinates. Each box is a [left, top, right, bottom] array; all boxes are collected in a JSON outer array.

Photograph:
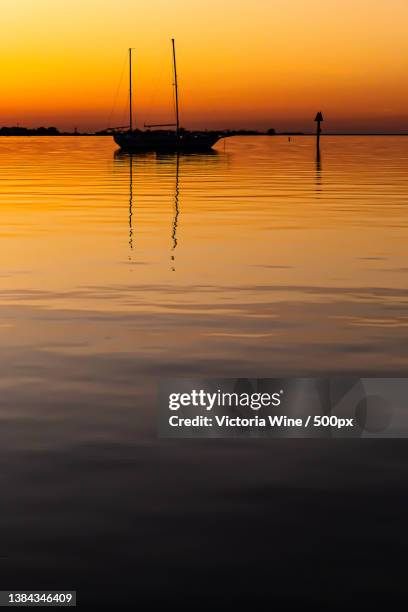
[[1, 134, 408, 137], [299, 133, 408, 136], [0, 128, 407, 137]]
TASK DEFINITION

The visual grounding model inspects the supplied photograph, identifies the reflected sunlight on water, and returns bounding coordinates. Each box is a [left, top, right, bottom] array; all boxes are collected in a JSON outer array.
[[0, 135, 408, 606], [1, 136, 408, 373]]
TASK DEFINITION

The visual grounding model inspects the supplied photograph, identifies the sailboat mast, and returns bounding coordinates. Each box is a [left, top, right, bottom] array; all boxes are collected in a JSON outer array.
[[129, 48, 133, 132], [171, 39, 180, 135]]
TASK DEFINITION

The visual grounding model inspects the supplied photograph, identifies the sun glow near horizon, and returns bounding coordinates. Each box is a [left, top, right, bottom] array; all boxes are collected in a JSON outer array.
[[1, 0, 408, 132]]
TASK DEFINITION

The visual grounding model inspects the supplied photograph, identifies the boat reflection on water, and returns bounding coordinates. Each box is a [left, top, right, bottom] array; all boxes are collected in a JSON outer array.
[[171, 154, 180, 271], [129, 153, 133, 251], [113, 149, 221, 270]]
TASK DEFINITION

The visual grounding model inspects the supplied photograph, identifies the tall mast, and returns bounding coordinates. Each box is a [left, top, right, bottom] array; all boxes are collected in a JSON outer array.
[[171, 39, 179, 135], [129, 48, 133, 132]]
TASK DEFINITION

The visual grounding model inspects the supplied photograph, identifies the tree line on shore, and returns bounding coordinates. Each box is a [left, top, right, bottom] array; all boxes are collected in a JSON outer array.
[[0, 126, 284, 136]]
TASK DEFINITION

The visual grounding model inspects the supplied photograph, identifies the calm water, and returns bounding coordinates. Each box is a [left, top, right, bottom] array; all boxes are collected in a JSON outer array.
[[1, 136, 408, 606]]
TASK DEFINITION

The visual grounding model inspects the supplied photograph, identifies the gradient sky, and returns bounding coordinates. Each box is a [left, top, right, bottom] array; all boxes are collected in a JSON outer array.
[[1, 0, 408, 132]]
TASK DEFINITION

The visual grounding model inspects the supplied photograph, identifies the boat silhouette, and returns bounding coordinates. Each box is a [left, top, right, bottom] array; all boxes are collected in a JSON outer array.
[[113, 39, 222, 152]]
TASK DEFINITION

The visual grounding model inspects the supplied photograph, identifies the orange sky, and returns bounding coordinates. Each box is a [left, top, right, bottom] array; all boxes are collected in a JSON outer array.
[[1, 0, 408, 132]]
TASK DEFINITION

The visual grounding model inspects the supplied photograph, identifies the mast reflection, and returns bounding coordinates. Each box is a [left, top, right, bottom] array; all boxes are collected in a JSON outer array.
[[129, 153, 133, 251], [171, 154, 180, 271], [114, 148, 222, 265]]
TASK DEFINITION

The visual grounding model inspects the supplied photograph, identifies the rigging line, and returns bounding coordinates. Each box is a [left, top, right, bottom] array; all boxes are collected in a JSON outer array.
[[145, 50, 171, 123], [119, 91, 130, 128], [172, 79, 176, 124], [171, 51, 181, 128], [172, 92, 181, 129], [106, 51, 128, 129]]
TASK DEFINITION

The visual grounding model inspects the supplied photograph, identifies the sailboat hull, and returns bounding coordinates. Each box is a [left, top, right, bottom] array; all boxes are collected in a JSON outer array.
[[113, 131, 221, 152]]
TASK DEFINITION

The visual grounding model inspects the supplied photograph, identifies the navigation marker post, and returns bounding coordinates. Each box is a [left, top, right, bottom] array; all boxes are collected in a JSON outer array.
[[315, 111, 323, 155]]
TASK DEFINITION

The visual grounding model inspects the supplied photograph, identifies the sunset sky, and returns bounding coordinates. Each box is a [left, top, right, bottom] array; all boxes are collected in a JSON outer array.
[[1, 0, 408, 132]]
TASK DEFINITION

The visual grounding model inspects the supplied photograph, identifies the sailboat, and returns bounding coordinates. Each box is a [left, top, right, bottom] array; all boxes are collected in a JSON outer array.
[[113, 39, 222, 152]]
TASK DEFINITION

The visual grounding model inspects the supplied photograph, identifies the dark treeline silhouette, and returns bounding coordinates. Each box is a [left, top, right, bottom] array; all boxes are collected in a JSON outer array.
[[0, 126, 62, 136], [0, 125, 281, 137], [2, 125, 408, 137], [224, 128, 276, 136], [0, 126, 97, 135], [95, 126, 277, 136]]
